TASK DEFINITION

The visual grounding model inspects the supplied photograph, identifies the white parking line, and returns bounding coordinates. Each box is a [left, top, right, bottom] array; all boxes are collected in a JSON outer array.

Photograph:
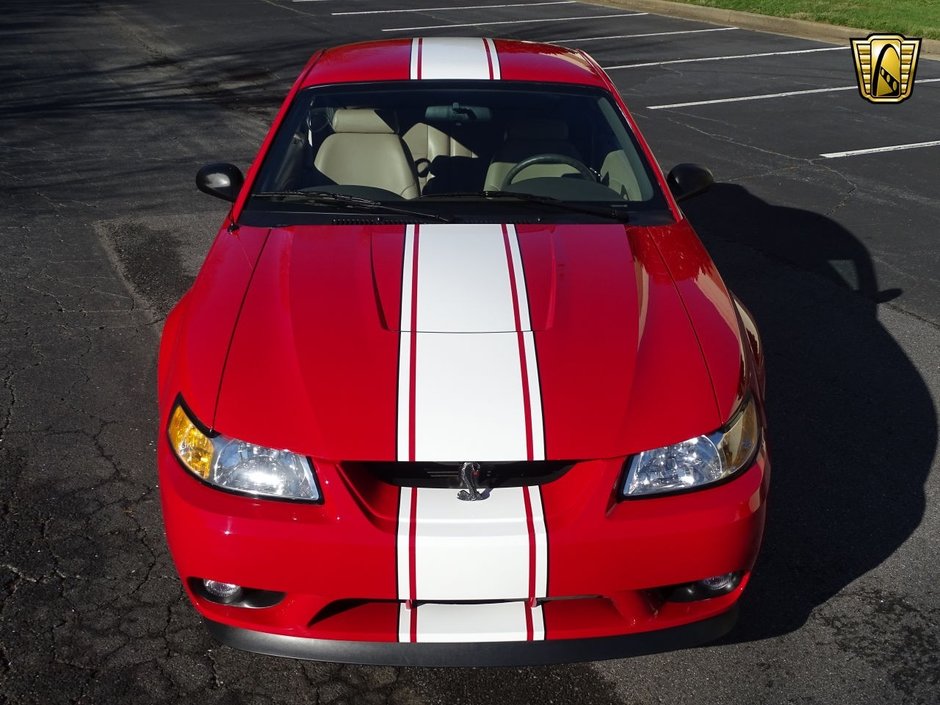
[[647, 77, 940, 109], [650, 85, 855, 108], [559, 27, 738, 43], [821, 140, 940, 159], [381, 12, 647, 31], [604, 45, 846, 70], [335, 1, 575, 15]]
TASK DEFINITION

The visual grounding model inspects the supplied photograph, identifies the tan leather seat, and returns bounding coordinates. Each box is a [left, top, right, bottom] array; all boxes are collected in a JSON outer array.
[[403, 123, 477, 190], [314, 109, 420, 199], [484, 119, 582, 191], [600, 150, 645, 201]]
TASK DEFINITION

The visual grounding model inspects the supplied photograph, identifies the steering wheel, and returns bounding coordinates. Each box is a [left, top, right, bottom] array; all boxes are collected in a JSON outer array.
[[501, 153, 598, 189]]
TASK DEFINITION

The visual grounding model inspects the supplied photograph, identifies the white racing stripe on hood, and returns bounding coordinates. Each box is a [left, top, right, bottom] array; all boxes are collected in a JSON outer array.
[[396, 224, 543, 462], [413, 223, 517, 333], [415, 332, 527, 460], [410, 37, 500, 80]]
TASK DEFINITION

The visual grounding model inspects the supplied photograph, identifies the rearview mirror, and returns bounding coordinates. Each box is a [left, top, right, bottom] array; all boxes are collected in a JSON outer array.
[[424, 104, 493, 123], [196, 163, 245, 202], [666, 163, 714, 202]]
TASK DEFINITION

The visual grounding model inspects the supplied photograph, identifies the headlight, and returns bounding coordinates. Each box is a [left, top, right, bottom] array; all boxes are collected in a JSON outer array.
[[167, 402, 321, 502], [622, 396, 760, 498]]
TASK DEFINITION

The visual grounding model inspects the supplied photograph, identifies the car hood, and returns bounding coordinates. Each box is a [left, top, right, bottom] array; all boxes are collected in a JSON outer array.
[[213, 222, 736, 461]]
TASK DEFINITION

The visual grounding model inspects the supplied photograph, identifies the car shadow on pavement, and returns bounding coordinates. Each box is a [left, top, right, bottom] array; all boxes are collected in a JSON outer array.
[[680, 183, 938, 641]]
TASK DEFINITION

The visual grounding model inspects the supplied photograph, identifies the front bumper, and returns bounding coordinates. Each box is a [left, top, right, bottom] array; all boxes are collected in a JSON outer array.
[[205, 606, 737, 666], [159, 436, 769, 655]]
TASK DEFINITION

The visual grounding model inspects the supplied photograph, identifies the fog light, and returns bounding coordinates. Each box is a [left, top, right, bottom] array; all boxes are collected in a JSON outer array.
[[203, 579, 243, 602], [699, 573, 738, 594], [665, 571, 743, 602]]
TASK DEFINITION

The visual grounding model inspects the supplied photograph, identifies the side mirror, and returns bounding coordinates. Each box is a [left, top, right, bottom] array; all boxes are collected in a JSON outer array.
[[666, 163, 714, 202], [196, 163, 245, 202]]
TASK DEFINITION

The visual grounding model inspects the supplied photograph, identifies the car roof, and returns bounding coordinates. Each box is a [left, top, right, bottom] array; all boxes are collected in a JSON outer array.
[[301, 37, 609, 89]]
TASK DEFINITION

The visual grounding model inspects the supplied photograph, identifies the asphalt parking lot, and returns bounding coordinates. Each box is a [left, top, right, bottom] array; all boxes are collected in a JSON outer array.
[[1, 0, 938, 703]]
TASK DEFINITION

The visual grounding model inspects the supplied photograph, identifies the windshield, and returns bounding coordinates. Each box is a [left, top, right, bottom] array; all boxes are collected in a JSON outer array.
[[245, 81, 671, 224]]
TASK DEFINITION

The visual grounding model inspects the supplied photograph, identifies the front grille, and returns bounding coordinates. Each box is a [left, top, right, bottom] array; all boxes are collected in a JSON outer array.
[[346, 460, 574, 489]]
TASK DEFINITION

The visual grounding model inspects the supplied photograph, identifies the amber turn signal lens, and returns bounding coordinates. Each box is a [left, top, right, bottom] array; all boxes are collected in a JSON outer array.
[[716, 398, 759, 472], [168, 404, 214, 479]]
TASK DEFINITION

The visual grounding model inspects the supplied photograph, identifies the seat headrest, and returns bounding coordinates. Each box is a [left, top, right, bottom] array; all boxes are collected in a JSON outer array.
[[331, 109, 396, 134], [506, 118, 569, 141]]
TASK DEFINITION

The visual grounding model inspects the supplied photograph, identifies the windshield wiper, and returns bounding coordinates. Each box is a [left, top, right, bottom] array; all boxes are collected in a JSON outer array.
[[418, 191, 629, 222], [252, 190, 453, 223]]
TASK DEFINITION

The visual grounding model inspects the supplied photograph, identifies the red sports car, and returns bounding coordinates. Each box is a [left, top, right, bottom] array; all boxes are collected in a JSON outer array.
[[158, 37, 769, 666]]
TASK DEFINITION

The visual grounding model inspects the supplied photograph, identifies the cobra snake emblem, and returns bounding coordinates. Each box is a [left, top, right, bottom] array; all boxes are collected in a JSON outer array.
[[456, 461, 485, 501]]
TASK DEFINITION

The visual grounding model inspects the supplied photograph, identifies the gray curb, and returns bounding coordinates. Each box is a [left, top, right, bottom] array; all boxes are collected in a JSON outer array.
[[585, 0, 940, 59]]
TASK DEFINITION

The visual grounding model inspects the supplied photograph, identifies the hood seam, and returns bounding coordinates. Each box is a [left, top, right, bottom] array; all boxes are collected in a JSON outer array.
[[643, 226, 723, 426], [210, 228, 272, 429]]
